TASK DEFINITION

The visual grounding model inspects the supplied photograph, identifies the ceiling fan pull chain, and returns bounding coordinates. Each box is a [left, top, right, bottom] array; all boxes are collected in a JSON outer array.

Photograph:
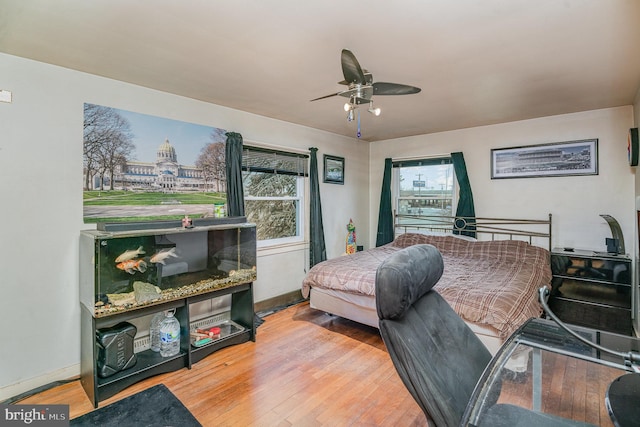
[[357, 109, 361, 138]]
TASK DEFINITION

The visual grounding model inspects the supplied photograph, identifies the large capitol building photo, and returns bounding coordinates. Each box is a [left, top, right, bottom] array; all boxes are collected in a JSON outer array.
[[115, 138, 206, 191]]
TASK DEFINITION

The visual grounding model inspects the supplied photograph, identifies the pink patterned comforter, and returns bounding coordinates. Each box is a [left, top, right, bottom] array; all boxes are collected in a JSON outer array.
[[301, 233, 552, 340]]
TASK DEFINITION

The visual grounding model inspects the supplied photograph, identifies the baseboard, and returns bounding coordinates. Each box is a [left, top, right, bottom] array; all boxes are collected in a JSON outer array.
[[255, 290, 304, 315], [0, 364, 80, 403]]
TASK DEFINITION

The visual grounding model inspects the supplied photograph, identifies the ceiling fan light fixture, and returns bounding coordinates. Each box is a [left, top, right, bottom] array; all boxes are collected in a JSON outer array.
[[368, 104, 381, 116], [344, 102, 353, 112]]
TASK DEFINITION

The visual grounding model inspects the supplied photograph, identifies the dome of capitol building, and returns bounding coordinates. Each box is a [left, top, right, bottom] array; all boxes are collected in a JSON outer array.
[[157, 138, 177, 163]]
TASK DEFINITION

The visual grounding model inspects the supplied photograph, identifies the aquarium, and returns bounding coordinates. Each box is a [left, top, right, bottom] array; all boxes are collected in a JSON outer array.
[[80, 220, 257, 317]]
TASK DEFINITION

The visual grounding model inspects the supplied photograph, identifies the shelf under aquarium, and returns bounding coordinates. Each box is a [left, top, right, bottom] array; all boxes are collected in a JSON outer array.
[[190, 319, 246, 348]]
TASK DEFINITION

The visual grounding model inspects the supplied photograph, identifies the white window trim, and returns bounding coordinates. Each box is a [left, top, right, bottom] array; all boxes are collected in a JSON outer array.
[[246, 172, 305, 249], [391, 160, 459, 215]]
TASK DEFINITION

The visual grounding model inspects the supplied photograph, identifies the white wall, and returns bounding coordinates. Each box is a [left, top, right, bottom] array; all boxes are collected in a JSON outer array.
[[370, 107, 636, 253], [0, 53, 369, 400], [633, 88, 640, 332]]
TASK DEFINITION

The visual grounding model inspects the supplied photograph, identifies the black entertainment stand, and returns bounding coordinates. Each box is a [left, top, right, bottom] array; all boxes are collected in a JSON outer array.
[[79, 220, 257, 407]]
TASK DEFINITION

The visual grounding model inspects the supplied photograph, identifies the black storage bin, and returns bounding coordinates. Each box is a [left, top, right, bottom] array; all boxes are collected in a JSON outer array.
[[96, 322, 137, 378]]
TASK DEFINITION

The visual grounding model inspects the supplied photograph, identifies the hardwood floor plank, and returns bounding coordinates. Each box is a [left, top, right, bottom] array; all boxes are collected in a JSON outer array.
[[570, 358, 588, 422], [558, 356, 577, 420], [545, 351, 567, 415]]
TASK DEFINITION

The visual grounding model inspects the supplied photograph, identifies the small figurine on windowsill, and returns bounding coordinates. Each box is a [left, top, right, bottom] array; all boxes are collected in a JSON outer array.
[[182, 215, 193, 228], [346, 219, 356, 255]]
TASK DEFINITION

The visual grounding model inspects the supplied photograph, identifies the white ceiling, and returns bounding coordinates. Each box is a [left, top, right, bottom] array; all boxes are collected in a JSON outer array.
[[1, 0, 640, 142]]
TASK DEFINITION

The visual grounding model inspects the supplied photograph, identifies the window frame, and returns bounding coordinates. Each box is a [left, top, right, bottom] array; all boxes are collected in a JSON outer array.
[[392, 157, 458, 219], [241, 145, 308, 248], [243, 175, 305, 248]]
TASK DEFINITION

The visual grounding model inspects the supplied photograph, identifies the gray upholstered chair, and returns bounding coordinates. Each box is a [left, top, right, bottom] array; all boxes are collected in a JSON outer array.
[[375, 244, 491, 426], [375, 244, 595, 427]]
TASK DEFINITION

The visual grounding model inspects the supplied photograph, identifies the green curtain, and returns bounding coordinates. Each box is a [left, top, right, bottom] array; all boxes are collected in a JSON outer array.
[[225, 132, 245, 217], [309, 148, 326, 266], [376, 158, 394, 246], [451, 152, 476, 238]]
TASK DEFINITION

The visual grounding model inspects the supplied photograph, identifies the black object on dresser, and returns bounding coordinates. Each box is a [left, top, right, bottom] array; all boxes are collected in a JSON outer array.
[[550, 247, 632, 335]]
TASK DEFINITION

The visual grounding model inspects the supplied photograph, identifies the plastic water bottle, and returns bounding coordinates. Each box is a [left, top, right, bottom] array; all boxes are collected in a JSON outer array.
[[150, 311, 165, 352], [159, 311, 180, 357]]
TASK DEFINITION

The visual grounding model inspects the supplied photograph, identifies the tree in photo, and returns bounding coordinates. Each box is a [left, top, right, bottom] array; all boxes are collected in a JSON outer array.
[[83, 104, 135, 190], [196, 139, 226, 193]]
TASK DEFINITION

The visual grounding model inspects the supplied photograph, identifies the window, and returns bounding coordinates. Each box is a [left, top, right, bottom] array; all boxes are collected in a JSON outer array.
[[242, 146, 308, 245], [393, 157, 456, 220]]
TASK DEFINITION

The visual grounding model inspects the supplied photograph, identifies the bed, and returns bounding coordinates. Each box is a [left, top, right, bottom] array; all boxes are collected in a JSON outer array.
[[301, 214, 553, 357]]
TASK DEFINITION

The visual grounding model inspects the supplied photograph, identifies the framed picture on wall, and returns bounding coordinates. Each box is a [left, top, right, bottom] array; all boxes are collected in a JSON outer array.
[[82, 103, 228, 223], [323, 154, 345, 184], [491, 138, 598, 179]]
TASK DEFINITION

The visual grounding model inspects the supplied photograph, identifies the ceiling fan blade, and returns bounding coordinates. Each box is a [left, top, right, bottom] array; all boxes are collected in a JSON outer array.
[[373, 82, 421, 95], [310, 92, 340, 102], [341, 49, 367, 85]]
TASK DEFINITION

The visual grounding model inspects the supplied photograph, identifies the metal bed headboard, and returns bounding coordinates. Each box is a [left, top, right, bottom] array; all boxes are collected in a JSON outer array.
[[394, 213, 553, 252]]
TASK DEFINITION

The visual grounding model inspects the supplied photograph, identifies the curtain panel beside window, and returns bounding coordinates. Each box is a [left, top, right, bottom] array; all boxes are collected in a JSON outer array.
[[451, 152, 476, 238], [376, 158, 394, 247], [225, 131, 245, 217], [309, 147, 326, 266]]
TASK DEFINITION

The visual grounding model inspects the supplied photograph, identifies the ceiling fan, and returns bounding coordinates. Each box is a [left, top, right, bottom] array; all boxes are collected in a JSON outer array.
[[311, 49, 421, 137]]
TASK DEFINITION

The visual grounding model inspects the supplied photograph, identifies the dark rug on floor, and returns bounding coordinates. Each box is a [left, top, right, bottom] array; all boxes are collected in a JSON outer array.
[[254, 313, 265, 328], [71, 384, 201, 427]]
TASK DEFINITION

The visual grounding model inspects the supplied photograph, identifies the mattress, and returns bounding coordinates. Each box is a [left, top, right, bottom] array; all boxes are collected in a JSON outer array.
[[303, 233, 552, 342]]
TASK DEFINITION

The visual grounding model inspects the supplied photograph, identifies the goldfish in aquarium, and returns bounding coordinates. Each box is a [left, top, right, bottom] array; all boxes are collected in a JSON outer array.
[[115, 246, 146, 263], [116, 259, 147, 274], [150, 247, 179, 265]]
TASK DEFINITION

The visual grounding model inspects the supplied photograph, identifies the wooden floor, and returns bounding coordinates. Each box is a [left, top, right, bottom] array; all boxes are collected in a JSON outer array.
[[17, 301, 427, 426], [497, 351, 619, 426], [14, 301, 621, 426]]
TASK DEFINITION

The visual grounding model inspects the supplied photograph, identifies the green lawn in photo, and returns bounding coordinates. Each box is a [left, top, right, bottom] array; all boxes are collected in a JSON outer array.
[[83, 190, 225, 206], [83, 190, 226, 223]]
